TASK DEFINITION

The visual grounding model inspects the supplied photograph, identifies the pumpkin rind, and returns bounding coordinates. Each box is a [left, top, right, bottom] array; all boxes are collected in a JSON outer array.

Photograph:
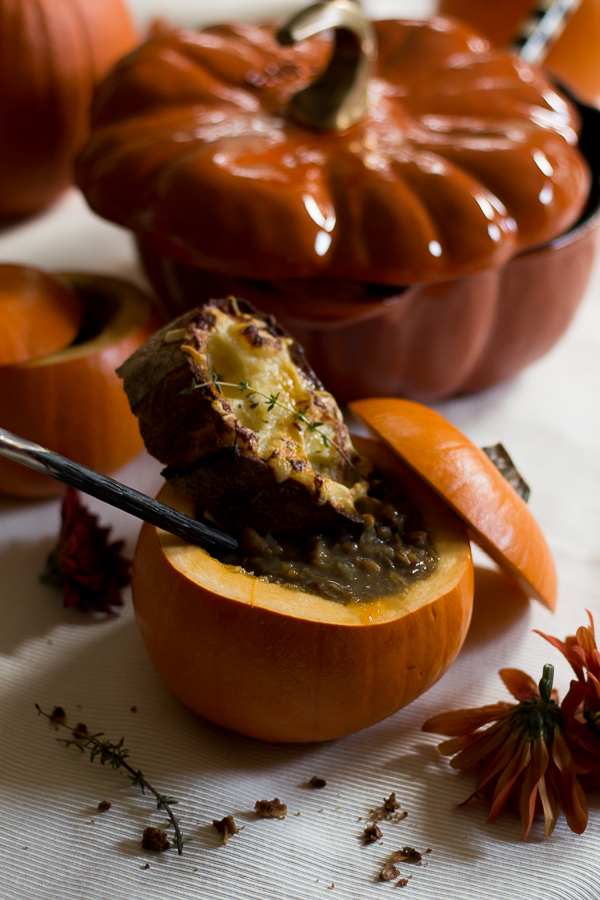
[[76, 17, 590, 285], [349, 397, 557, 609], [132, 439, 474, 743], [0, 0, 137, 218], [0, 274, 161, 498], [0, 264, 84, 365]]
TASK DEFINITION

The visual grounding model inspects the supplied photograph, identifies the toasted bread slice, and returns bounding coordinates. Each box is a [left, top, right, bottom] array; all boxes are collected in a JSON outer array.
[[118, 297, 370, 535]]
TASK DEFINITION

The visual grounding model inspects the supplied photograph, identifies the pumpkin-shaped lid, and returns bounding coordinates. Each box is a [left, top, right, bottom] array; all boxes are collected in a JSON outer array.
[[76, 3, 589, 285], [0, 264, 84, 365], [350, 396, 557, 610]]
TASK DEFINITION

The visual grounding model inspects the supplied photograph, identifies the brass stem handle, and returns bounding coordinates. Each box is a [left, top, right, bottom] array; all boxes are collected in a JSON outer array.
[[277, 0, 376, 132]]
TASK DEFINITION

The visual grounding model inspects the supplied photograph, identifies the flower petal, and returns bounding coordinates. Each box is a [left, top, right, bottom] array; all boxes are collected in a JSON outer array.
[[422, 704, 512, 736], [534, 630, 585, 681], [517, 738, 549, 838], [499, 668, 539, 701], [538, 773, 560, 838], [487, 739, 531, 824]]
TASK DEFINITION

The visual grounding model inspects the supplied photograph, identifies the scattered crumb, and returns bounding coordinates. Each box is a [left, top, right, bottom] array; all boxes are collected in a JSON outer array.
[[308, 776, 327, 789], [424, 849, 432, 854], [49, 706, 66, 725], [395, 878, 409, 887], [72, 722, 88, 740], [141, 863, 150, 870], [212, 815, 239, 845], [22, 847, 28, 851], [383, 793, 400, 814], [390, 847, 422, 864], [130, 706, 138, 713], [327, 884, 334, 890], [141, 827, 171, 852], [362, 823, 382, 844], [295, 812, 301, 817], [370, 792, 404, 824], [357, 816, 363, 822], [255, 798, 287, 819], [380, 863, 400, 882], [88, 819, 96, 825], [97, 800, 111, 813]]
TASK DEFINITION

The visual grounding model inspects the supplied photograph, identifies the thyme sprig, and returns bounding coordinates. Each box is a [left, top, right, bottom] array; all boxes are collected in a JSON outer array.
[[181, 372, 358, 472], [36, 704, 183, 855]]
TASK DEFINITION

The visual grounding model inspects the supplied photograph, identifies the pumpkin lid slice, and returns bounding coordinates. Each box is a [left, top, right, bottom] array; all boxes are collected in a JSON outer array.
[[0, 264, 84, 365], [349, 397, 557, 610]]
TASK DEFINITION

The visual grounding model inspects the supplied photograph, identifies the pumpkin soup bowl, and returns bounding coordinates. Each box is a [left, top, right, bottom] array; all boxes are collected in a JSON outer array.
[[132, 437, 475, 743], [130, 399, 556, 743], [137, 90, 600, 404]]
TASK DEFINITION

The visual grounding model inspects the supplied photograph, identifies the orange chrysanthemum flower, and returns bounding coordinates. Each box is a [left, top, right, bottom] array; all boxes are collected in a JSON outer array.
[[422, 665, 588, 839], [536, 612, 600, 782]]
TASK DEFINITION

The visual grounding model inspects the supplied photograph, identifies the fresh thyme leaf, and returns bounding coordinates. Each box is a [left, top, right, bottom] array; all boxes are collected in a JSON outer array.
[[178, 376, 359, 473], [36, 704, 184, 855]]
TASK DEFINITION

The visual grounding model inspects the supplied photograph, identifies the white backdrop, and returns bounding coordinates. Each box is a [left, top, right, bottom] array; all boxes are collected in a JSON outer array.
[[1, 2, 599, 899]]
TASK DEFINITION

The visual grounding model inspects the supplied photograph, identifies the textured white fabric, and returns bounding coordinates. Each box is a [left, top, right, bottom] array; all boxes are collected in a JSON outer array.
[[1, 2, 599, 897]]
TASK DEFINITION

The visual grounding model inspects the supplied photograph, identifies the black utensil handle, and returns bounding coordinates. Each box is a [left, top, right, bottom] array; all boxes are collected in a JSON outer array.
[[0, 429, 237, 552], [512, 0, 583, 65]]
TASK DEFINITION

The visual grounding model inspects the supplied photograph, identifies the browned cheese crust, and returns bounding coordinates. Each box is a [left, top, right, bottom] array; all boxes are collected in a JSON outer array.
[[117, 298, 370, 536]]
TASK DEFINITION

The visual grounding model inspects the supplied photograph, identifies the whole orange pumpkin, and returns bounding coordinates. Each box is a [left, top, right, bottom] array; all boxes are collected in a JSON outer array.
[[0, 0, 137, 219]]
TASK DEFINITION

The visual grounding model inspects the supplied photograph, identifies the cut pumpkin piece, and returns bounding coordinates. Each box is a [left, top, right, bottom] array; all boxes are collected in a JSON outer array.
[[0, 273, 162, 498], [0, 264, 84, 365], [349, 397, 557, 610]]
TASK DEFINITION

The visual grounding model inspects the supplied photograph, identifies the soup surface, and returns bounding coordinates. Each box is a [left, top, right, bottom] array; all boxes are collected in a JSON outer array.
[[216, 472, 438, 603]]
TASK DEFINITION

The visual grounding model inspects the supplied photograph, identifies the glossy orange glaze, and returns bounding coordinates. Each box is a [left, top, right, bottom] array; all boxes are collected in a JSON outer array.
[[350, 397, 557, 609], [438, 0, 600, 104], [136, 212, 600, 402], [0, 264, 84, 365], [77, 17, 589, 285], [0, 0, 137, 219]]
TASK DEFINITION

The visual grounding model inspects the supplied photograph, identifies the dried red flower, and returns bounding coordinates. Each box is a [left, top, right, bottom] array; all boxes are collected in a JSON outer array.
[[422, 665, 588, 838], [41, 488, 131, 614]]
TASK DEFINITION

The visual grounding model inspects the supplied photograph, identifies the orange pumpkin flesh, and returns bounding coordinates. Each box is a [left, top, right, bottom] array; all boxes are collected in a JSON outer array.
[[350, 397, 557, 610], [132, 437, 473, 743], [0, 264, 84, 365], [0, 274, 161, 498]]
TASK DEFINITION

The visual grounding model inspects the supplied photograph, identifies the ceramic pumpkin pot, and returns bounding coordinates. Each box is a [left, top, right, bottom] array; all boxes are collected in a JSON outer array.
[[0, 0, 137, 219], [0, 269, 162, 498], [437, 0, 600, 104], [77, 1, 599, 402]]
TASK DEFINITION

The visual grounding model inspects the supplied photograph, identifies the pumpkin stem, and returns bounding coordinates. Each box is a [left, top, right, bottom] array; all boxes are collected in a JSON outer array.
[[276, 0, 376, 132]]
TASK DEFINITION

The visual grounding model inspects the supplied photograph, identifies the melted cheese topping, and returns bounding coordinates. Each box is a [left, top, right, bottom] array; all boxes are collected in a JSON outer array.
[[184, 307, 369, 516]]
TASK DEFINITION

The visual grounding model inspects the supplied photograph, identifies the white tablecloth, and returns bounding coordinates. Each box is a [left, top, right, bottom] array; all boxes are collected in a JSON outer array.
[[1, 2, 599, 898]]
